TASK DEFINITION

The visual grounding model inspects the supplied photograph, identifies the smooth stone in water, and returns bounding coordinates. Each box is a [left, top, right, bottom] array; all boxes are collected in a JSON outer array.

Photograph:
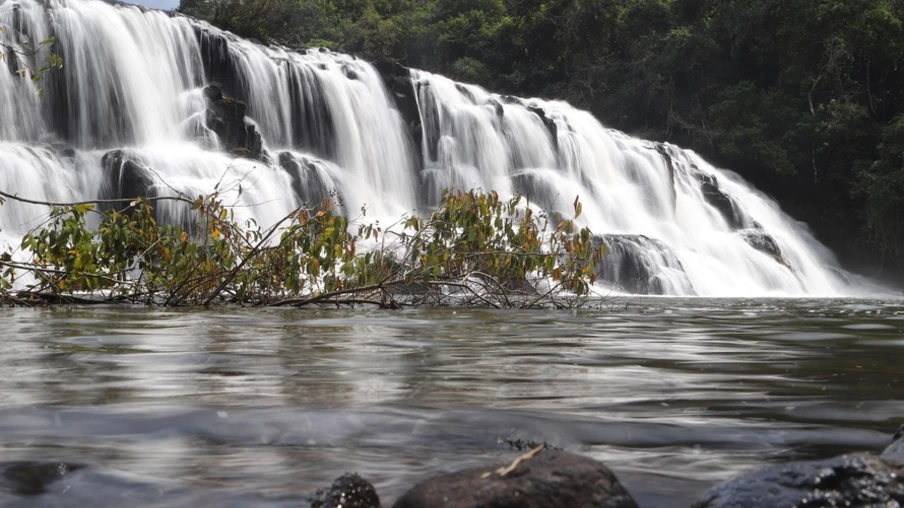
[[392, 449, 638, 508]]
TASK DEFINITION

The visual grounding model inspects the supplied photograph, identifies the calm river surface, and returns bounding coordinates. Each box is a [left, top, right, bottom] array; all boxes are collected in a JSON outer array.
[[0, 298, 902, 507]]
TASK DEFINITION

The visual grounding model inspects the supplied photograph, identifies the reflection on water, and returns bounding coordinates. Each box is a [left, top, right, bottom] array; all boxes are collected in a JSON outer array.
[[0, 298, 902, 506]]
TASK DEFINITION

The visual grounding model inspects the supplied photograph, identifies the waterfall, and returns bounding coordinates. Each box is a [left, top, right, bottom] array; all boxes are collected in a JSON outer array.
[[0, 0, 857, 296]]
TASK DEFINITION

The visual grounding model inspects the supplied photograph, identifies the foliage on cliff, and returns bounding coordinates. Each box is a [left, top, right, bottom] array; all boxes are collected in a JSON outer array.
[[178, 0, 904, 280], [0, 189, 604, 307]]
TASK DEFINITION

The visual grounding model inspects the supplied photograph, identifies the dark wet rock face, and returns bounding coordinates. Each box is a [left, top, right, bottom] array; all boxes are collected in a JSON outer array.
[[592, 234, 694, 295], [194, 26, 233, 90], [310, 473, 380, 508], [739, 229, 791, 268], [882, 424, 904, 464], [528, 105, 558, 149], [5, 46, 19, 76], [0, 461, 84, 496], [203, 84, 265, 161], [277, 151, 341, 210], [392, 449, 638, 508], [415, 80, 442, 163], [653, 143, 678, 204], [100, 149, 155, 210], [697, 173, 746, 230], [373, 59, 423, 163], [693, 453, 904, 508], [683, 167, 755, 231], [739, 229, 781, 258], [284, 66, 336, 159]]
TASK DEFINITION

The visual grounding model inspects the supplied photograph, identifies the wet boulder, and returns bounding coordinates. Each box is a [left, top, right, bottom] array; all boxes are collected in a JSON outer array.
[[693, 453, 904, 508], [694, 172, 746, 230], [310, 473, 380, 508], [203, 84, 265, 161], [739, 229, 790, 268], [342, 64, 359, 81], [593, 234, 694, 295], [392, 448, 638, 508], [277, 151, 341, 209], [100, 149, 155, 210], [695, 428, 904, 508]]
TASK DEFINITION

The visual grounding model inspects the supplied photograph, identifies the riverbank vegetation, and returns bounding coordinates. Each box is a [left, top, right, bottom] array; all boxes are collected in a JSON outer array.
[[0, 189, 605, 308], [177, 0, 904, 281]]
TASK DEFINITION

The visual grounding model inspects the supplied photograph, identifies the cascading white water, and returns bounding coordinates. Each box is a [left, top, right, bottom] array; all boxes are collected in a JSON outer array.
[[0, 0, 857, 296], [411, 71, 850, 296]]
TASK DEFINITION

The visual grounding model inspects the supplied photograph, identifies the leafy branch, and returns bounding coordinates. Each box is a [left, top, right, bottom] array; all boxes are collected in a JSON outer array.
[[0, 188, 606, 309]]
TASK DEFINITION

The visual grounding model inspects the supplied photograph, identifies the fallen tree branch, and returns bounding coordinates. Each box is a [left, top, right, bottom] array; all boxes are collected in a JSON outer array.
[[482, 444, 547, 479], [202, 206, 303, 306], [271, 279, 408, 307], [0, 189, 194, 208]]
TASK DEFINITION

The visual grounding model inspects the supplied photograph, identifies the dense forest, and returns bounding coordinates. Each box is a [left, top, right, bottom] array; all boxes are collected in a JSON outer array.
[[178, 0, 904, 283]]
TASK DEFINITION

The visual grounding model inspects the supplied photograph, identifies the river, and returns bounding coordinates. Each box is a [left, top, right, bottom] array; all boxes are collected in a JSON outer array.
[[0, 298, 902, 506]]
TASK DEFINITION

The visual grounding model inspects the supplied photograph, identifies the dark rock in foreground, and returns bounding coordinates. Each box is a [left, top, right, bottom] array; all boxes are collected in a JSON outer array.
[[0, 461, 85, 496], [392, 448, 638, 508], [693, 454, 904, 508], [694, 429, 904, 508], [310, 473, 380, 508], [882, 424, 904, 464]]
